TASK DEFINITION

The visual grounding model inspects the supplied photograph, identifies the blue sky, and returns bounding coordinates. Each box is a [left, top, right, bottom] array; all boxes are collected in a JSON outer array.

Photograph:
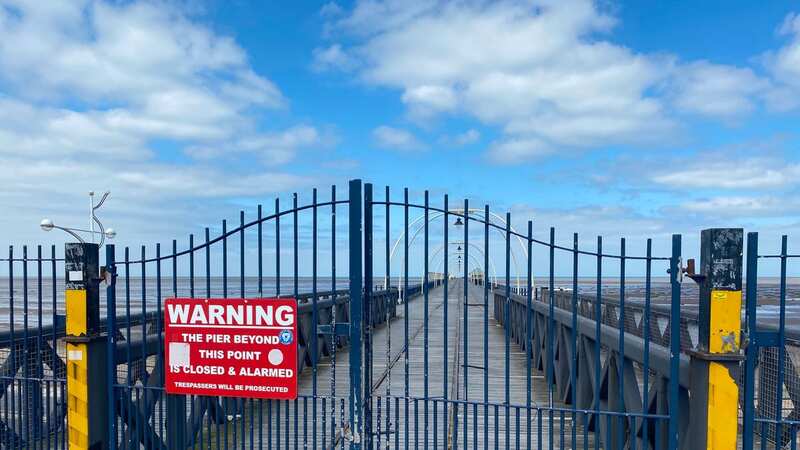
[[1, 0, 799, 274]]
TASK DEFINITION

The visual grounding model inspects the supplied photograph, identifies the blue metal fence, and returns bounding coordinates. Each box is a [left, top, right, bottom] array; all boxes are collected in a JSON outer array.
[[1, 180, 799, 449]]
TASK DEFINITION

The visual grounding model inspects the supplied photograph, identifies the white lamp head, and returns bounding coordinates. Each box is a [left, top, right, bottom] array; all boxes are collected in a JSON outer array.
[[40, 219, 54, 232]]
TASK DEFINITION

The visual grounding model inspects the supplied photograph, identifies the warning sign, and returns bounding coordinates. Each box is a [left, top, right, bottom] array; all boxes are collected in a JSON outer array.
[[164, 297, 298, 400]]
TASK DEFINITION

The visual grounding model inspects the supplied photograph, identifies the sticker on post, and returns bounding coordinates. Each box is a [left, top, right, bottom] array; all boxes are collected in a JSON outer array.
[[163, 297, 298, 400]]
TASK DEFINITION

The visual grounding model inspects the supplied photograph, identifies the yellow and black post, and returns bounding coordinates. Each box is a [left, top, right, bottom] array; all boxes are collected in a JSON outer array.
[[686, 228, 744, 450], [65, 242, 109, 450]]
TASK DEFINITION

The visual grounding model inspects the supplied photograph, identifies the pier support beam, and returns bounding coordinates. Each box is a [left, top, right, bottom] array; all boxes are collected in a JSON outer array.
[[65, 242, 109, 450], [686, 228, 744, 450]]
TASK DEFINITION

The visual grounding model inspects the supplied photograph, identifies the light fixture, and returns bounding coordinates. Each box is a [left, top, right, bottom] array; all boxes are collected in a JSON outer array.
[[40, 219, 55, 232], [40, 192, 116, 245]]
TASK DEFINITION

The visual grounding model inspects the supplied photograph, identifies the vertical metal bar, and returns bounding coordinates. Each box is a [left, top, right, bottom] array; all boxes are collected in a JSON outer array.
[[313, 190, 319, 450], [548, 227, 555, 450], [775, 235, 788, 444], [273, 197, 280, 450], [667, 234, 681, 450], [443, 195, 449, 448], [53, 244, 61, 450], [276, 197, 281, 297], [293, 193, 299, 450], [9, 246, 15, 448], [3, 248, 8, 450], [618, 238, 626, 450], [102, 243, 115, 450], [484, 205, 489, 450], [23, 246, 29, 448], [140, 245, 147, 449], [43, 246, 51, 450], [258, 205, 263, 299], [223, 221, 228, 299], [504, 214, 511, 450], [594, 237, 602, 450], [49, 244, 60, 450], [349, 179, 364, 450], [742, 233, 758, 450], [258, 204, 264, 450], [156, 242, 165, 446], [331, 186, 338, 445], [423, 191, 430, 450], [414, 398, 419, 450], [363, 184, 373, 450], [642, 239, 652, 449], [571, 233, 578, 450], [238, 211, 249, 450], [394, 394, 399, 450], [527, 222, 533, 450], [384, 186, 391, 449], [474, 402, 479, 450], [172, 239, 178, 446], [223, 219, 232, 450], [188, 234, 194, 300], [123, 247, 131, 449], [403, 187, 410, 450], [464, 201, 470, 450], [496, 403, 500, 450], [36, 245, 44, 450], [204, 228, 219, 450]]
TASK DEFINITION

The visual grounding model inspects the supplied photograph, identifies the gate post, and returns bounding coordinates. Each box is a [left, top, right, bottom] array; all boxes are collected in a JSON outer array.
[[64, 242, 109, 450], [363, 182, 374, 450], [686, 228, 744, 450], [349, 179, 364, 449]]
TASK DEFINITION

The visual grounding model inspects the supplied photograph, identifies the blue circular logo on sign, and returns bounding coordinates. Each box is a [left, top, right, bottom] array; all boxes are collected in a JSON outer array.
[[279, 330, 293, 345]]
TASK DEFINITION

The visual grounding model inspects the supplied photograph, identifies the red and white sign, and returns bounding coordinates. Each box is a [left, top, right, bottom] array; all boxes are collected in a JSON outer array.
[[164, 297, 298, 400]]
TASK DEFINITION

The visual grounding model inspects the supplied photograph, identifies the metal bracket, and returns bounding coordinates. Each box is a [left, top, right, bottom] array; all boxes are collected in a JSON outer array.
[[686, 349, 745, 362], [751, 330, 780, 347], [666, 257, 706, 284], [317, 323, 351, 336]]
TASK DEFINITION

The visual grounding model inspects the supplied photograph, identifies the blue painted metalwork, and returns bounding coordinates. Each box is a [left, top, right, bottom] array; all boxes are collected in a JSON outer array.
[[349, 179, 364, 450], [5, 179, 800, 449], [668, 234, 681, 450]]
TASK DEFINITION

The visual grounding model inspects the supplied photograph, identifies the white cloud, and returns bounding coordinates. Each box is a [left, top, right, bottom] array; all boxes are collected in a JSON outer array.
[[0, 0, 290, 150], [185, 125, 326, 165], [487, 136, 553, 163], [763, 12, 800, 110], [321, 0, 675, 161], [453, 129, 480, 146], [679, 196, 800, 217], [312, 44, 357, 72], [0, 1, 283, 107], [320, 2, 344, 19], [401, 84, 458, 118], [651, 158, 800, 190], [372, 125, 426, 151], [771, 12, 800, 85], [320, 1, 800, 162], [510, 203, 669, 240], [670, 61, 770, 118], [438, 129, 481, 147], [0, 0, 319, 243]]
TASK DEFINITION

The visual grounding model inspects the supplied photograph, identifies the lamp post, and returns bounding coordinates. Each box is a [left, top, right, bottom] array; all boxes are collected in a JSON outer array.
[[40, 191, 115, 450]]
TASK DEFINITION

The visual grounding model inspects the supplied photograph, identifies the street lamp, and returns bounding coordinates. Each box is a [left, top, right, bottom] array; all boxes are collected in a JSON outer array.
[[40, 191, 116, 245]]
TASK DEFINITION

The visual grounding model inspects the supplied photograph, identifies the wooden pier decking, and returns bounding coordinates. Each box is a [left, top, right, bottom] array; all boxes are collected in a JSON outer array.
[[194, 282, 599, 448]]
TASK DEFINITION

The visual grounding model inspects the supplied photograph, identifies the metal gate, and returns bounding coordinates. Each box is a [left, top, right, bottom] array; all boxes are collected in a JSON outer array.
[[1, 179, 798, 449]]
